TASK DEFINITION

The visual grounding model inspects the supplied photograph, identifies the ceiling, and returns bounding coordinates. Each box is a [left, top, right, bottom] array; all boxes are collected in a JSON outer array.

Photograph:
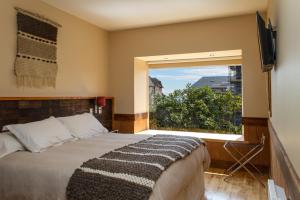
[[41, 0, 268, 31]]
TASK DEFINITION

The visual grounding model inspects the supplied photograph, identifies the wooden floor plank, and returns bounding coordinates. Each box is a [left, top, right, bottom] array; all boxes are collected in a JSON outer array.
[[204, 168, 268, 200]]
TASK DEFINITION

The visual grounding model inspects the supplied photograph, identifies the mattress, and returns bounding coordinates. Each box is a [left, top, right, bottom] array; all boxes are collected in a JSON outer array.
[[0, 133, 210, 200]]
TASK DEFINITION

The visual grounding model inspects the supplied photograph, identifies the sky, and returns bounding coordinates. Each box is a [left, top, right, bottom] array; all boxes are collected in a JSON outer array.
[[149, 66, 229, 94]]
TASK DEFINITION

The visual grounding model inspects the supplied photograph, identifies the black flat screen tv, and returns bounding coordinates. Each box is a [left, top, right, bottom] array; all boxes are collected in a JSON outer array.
[[256, 11, 276, 72]]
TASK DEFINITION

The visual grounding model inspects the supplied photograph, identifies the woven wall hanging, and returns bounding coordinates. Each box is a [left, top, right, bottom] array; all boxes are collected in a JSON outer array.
[[14, 8, 61, 88]]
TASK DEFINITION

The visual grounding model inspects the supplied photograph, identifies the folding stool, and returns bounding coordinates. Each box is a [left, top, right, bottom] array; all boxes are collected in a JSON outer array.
[[223, 134, 266, 186]]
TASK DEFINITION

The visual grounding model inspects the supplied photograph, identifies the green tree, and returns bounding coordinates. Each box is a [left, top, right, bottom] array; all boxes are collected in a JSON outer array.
[[150, 84, 242, 134]]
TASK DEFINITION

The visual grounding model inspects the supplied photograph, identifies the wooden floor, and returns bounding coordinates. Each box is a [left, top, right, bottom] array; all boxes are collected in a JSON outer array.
[[204, 168, 268, 200]]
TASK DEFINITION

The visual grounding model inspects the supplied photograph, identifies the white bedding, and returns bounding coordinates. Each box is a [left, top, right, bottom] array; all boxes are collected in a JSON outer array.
[[0, 133, 210, 200]]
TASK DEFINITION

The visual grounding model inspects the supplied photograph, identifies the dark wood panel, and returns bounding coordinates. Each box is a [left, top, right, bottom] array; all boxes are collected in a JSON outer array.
[[242, 117, 268, 126], [269, 121, 300, 200], [114, 113, 135, 121], [97, 98, 114, 131], [0, 96, 100, 101], [0, 97, 114, 131], [114, 112, 148, 121], [134, 117, 148, 133], [113, 112, 148, 133], [113, 120, 135, 133]]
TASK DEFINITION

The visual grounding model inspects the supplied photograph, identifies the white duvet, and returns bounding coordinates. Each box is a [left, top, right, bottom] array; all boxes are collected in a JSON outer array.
[[0, 133, 210, 200]]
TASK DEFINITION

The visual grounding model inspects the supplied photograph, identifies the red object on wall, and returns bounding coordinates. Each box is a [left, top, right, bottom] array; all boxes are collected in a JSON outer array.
[[96, 97, 106, 107]]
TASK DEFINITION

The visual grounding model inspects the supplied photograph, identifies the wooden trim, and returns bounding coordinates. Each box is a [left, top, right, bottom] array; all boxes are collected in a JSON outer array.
[[114, 114, 134, 121], [114, 112, 148, 121], [242, 117, 270, 149], [269, 120, 300, 200], [0, 96, 114, 101], [242, 117, 268, 126], [148, 59, 242, 69], [113, 112, 148, 133], [134, 112, 148, 120]]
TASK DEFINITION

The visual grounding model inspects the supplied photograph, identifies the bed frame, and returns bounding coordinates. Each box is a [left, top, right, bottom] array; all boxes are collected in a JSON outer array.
[[0, 97, 114, 131]]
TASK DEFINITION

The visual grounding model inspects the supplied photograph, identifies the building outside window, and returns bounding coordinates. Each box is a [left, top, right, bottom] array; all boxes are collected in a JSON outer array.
[[149, 65, 242, 134]]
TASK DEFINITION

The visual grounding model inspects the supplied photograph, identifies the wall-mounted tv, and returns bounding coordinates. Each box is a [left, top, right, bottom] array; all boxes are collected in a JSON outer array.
[[256, 11, 276, 72]]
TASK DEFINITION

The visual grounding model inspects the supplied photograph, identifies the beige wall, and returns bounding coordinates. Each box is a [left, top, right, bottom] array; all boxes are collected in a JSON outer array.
[[268, 0, 300, 176], [134, 59, 149, 114], [108, 14, 269, 116], [0, 0, 108, 97]]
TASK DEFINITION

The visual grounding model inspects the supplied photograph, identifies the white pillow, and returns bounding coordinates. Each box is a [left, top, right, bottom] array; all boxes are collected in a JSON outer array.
[[0, 132, 25, 158], [3, 117, 74, 153], [58, 113, 108, 138]]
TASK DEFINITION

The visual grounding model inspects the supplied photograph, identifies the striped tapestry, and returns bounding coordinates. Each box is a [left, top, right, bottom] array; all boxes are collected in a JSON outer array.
[[67, 134, 204, 200], [15, 10, 58, 87]]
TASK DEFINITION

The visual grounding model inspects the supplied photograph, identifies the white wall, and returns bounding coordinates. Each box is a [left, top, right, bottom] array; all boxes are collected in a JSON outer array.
[[268, 0, 300, 175]]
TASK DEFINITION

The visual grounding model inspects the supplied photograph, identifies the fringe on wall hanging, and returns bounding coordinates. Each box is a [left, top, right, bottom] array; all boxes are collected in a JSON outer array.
[[14, 7, 61, 88]]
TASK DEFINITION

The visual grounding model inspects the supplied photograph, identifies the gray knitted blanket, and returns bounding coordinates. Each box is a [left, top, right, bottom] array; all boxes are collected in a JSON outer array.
[[66, 134, 204, 200]]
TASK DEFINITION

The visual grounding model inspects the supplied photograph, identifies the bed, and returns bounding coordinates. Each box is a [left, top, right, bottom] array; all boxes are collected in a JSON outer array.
[[0, 97, 210, 200]]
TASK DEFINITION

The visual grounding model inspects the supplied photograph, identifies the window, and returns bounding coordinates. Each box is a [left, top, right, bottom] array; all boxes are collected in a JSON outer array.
[[149, 65, 242, 134]]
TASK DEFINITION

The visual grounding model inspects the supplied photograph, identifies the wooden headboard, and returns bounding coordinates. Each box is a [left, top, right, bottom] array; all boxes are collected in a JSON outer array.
[[0, 97, 114, 131]]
